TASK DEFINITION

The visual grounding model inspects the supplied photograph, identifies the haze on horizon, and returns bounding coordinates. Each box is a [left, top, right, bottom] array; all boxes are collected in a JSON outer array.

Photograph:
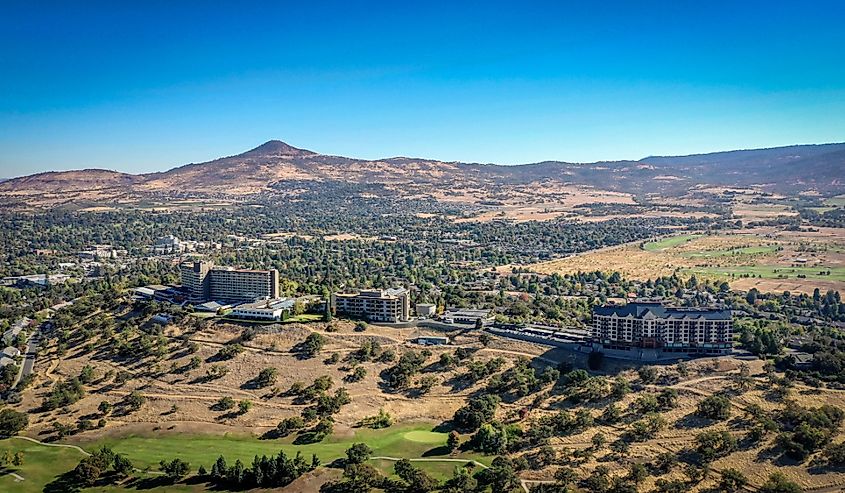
[[1, 1, 844, 177]]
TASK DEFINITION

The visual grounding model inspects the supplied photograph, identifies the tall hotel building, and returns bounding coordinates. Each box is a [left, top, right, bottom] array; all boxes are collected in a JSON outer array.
[[331, 288, 410, 323], [592, 301, 732, 356], [180, 260, 279, 303]]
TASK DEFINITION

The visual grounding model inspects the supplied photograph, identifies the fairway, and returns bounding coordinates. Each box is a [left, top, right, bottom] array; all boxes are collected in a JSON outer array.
[[642, 234, 702, 251], [680, 244, 778, 258], [685, 265, 845, 282], [0, 424, 489, 492], [82, 423, 491, 474]]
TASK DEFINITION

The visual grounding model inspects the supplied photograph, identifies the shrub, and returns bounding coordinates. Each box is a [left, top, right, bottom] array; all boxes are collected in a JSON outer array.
[[696, 395, 731, 420]]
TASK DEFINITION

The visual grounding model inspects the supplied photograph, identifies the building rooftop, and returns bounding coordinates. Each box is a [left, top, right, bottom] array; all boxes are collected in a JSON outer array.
[[234, 298, 296, 311], [594, 302, 731, 320], [336, 288, 408, 299], [444, 308, 492, 317]]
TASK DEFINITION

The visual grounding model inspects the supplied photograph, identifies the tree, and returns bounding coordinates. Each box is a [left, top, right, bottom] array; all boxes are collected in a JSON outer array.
[[581, 465, 611, 493], [277, 416, 306, 436], [124, 391, 146, 411], [394, 458, 439, 492], [591, 432, 606, 450], [302, 332, 326, 357], [627, 463, 647, 484], [346, 443, 372, 464], [73, 447, 115, 486], [159, 458, 190, 481], [453, 395, 500, 431], [214, 396, 235, 410], [113, 454, 134, 477], [760, 472, 802, 493], [210, 456, 227, 479], [554, 466, 578, 486], [695, 430, 737, 463], [696, 395, 731, 420], [255, 367, 279, 388], [98, 400, 112, 415], [638, 366, 658, 384], [0, 409, 28, 436], [447, 431, 461, 452], [238, 400, 252, 414], [824, 442, 845, 466], [719, 468, 748, 492]]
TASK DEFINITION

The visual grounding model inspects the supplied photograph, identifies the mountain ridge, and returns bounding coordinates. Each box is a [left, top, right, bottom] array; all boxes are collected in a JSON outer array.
[[2, 140, 843, 201]]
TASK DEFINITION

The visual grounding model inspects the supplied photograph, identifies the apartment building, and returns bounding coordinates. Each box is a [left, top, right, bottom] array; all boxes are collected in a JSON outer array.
[[331, 288, 410, 323], [592, 301, 732, 356], [179, 260, 279, 304]]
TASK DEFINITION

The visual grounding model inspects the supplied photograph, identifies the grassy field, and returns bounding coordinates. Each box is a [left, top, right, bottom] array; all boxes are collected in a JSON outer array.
[[680, 244, 778, 258], [86, 424, 469, 470], [685, 264, 845, 282], [0, 424, 486, 492], [824, 195, 845, 207], [642, 234, 702, 251], [534, 230, 845, 294]]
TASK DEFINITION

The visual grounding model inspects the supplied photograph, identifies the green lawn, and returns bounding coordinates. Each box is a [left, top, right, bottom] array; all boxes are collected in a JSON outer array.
[[680, 245, 778, 258], [0, 424, 487, 492], [684, 265, 845, 282], [85, 424, 487, 471], [823, 195, 845, 207], [642, 234, 702, 251]]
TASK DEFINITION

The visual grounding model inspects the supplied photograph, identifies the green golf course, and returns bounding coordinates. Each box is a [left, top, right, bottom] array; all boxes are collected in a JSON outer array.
[[0, 424, 488, 493]]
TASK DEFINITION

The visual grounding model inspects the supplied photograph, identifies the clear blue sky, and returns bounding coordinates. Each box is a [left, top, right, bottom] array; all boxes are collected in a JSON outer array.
[[2, 1, 844, 177]]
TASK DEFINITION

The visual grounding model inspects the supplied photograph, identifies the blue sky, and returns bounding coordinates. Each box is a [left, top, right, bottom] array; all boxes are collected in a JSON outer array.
[[1, 1, 844, 177]]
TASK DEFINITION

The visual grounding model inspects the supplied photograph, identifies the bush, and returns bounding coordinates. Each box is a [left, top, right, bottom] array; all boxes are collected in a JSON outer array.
[[214, 396, 235, 410], [302, 333, 326, 357], [255, 367, 278, 388], [760, 472, 802, 493], [696, 395, 731, 420], [638, 366, 658, 384], [216, 343, 244, 360]]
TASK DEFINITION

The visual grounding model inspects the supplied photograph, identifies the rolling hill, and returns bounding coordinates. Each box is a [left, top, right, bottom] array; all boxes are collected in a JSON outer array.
[[1, 140, 843, 205]]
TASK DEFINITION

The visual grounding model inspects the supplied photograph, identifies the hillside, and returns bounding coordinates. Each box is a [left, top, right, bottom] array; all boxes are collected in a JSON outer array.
[[1, 141, 843, 204]]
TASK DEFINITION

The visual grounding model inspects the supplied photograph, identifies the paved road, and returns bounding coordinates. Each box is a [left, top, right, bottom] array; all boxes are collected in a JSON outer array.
[[12, 329, 39, 388]]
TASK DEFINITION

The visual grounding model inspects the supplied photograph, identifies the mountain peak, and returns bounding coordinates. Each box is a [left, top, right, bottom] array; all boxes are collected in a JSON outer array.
[[243, 140, 315, 157]]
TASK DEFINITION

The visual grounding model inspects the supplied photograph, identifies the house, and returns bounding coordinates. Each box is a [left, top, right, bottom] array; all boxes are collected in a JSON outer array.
[[2, 347, 21, 359]]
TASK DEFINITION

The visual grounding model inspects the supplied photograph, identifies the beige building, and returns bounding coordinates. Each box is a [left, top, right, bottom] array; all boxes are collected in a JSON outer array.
[[180, 260, 279, 303], [332, 288, 410, 323], [592, 301, 732, 355]]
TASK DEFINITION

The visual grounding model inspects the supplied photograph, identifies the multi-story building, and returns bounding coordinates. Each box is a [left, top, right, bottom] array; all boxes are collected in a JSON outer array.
[[592, 301, 732, 356], [331, 288, 410, 323], [180, 260, 213, 302], [179, 260, 279, 304], [152, 235, 185, 254]]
